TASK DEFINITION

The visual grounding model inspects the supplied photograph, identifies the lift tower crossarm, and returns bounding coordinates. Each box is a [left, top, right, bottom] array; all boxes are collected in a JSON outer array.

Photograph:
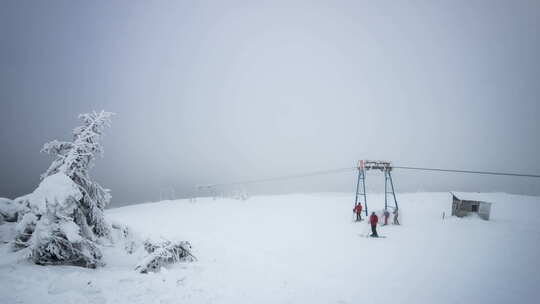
[[361, 160, 392, 172]]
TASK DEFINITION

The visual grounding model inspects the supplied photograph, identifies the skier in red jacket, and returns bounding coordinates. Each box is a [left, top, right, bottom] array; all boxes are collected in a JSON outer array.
[[369, 212, 379, 237], [353, 204, 363, 221]]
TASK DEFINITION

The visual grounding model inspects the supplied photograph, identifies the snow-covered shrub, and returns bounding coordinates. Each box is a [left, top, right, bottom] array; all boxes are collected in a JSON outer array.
[[12, 111, 114, 268], [135, 239, 196, 273], [110, 222, 140, 254], [107, 224, 196, 273], [13, 212, 36, 250], [13, 173, 103, 267], [0, 198, 19, 222], [11, 195, 32, 221]]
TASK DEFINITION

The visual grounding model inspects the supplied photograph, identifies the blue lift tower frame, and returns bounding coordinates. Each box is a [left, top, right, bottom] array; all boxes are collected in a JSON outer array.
[[354, 160, 399, 216]]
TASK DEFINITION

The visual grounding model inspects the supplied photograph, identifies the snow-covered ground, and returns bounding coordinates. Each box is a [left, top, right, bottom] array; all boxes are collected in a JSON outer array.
[[1, 192, 539, 304]]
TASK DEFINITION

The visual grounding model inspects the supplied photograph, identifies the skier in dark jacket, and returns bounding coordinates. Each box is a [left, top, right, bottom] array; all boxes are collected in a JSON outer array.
[[353, 204, 363, 221], [369, 212, 379, 237], [383, 210, 390, 225]]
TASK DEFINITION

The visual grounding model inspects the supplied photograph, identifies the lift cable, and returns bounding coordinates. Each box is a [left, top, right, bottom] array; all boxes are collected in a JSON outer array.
[[393, 166, 540, 178], [197, 164, 540, 190], [197, 167, 356, 189]]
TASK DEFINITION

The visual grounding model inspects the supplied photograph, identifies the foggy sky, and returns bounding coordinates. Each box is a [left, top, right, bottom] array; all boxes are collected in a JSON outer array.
[[1, 1, 539, 206]]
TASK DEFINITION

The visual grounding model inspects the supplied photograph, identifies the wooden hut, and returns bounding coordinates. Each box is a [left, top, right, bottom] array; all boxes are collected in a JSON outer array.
[[451, 192, 492, 220]]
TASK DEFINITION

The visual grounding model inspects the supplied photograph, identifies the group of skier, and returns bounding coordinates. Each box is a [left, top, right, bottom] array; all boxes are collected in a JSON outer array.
[[353, 204, 400, 237]]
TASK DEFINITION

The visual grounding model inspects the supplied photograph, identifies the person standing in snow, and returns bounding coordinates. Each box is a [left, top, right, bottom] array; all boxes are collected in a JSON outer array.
[[369, 212, 379, 237], [393, 208, 400, 225], [383, 209, 390, 225], [353, 204, 363, 221]]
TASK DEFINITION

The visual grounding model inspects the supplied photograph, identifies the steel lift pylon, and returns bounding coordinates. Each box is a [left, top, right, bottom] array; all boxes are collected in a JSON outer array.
[[354, 160, 399, 216]]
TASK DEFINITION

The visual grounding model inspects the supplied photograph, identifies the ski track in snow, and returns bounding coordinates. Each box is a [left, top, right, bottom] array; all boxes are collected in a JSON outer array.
[[1, 192, 539, 304]]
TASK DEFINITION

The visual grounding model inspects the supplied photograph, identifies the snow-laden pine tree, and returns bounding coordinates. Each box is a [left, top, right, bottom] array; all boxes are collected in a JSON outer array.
[[41, 111, 114, 237], [14, 111, 114, 268]]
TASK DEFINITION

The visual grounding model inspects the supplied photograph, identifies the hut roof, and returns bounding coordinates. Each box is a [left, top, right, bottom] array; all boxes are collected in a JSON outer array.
[[451, 192, 493, 202]]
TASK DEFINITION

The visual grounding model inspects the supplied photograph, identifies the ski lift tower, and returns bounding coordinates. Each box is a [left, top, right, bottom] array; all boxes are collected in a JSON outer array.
[[354, 160, 399, 216]]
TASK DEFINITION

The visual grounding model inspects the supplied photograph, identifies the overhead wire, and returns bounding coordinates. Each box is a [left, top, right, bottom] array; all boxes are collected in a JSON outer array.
[[393, 166, 540, 178], [197, 164, 540, 190], [198, 167, 356, 189]]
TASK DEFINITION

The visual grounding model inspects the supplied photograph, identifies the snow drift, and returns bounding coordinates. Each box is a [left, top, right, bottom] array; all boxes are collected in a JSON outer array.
[[1, 191, 538, 304]]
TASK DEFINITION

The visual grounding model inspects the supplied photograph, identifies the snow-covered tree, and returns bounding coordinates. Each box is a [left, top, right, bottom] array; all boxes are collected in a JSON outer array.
[[14, 173, 103, 267], [13, 111, 114, 268], [7, 110, 196, 271], [41, 111, 114, 237]]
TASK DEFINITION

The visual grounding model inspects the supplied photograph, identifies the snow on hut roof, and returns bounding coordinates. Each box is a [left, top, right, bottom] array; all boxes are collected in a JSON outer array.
[[451, 192, 493, 203]]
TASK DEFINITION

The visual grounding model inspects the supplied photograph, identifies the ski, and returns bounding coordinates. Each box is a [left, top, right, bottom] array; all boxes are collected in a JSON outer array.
[[359, 234, 386, 238]]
